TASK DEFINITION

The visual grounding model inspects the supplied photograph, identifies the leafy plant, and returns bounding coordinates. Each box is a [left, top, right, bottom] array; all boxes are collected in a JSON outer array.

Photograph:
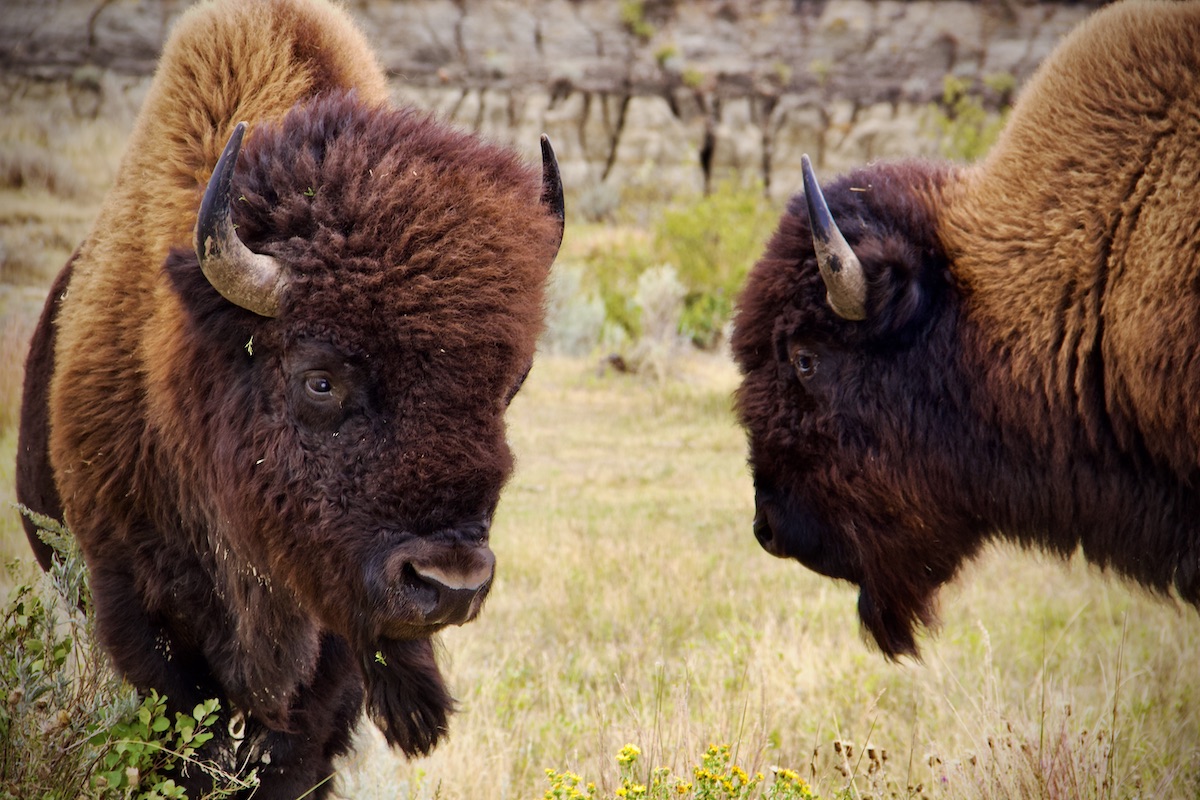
[[0, 510, 254, 799], [560, 182, 778, 361], [932, 74, 1012, 162], [653, 182, 778, 347], [624, 263, 686, 380], [620, 0, 656, 40]]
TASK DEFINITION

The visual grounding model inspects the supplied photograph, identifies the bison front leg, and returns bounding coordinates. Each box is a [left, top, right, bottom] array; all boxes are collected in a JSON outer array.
[[87, 558, 222, 714], [233, 634, 364, 800]]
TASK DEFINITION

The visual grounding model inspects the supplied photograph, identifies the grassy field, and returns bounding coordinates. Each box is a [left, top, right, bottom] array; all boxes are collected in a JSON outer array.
[[2, 86, 1198, 800], [328, 354, 1200, 799]]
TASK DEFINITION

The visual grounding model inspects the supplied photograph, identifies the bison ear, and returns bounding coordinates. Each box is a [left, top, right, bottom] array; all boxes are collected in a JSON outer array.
[[363, 638, 454, 757], [539, 134, 565, 255]]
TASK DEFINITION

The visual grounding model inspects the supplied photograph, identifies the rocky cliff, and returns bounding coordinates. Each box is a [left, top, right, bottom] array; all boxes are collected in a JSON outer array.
[[2, 0, 1103, 202]]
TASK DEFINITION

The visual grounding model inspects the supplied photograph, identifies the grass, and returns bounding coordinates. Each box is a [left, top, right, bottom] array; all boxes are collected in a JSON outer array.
[[1, 87, 1198, 800], [331, 355, 1200, 799]]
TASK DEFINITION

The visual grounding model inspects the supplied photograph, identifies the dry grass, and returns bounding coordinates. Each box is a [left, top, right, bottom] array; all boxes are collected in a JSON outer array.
[[0, 142, 87, 199], [0, 79, 130, 287], [333, 355, 1200, 800], [0, 84, 132, 568], [0, 83, 1197, 800]]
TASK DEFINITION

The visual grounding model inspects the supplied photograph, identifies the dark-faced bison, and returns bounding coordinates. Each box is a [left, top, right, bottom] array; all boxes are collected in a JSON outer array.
[[15, 0, 563, 794], [732, 0, 1200, 659]]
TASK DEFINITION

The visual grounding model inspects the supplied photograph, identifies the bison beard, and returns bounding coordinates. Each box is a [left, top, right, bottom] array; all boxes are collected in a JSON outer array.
[[733, 0, 1200, 659], [15, 0, 564, 795], [363, 639, 453, 756]]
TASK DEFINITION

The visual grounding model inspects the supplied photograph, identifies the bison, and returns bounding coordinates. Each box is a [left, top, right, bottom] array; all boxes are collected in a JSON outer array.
[[732, 0, 1200, 660], [15, 0, 563, 795]]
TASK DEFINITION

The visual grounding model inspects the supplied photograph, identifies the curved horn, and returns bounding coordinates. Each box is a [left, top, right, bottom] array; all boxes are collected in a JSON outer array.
[[195, 122, 289, 318], [539, 134, 565, 253], [801, 154, 867, 321]]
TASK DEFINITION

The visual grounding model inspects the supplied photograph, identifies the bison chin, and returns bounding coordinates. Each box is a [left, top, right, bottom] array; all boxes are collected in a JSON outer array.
[[752, 486, 860, 582], [753, 486, 946, 660], [855, 582, 940, 661], [362, 638, 454, 757]]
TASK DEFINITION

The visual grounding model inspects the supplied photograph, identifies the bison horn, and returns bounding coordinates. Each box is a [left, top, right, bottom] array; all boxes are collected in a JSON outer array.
[[195, 122, 289, 318], [801, 154, 867, 321], [539, 134, 565, 252]]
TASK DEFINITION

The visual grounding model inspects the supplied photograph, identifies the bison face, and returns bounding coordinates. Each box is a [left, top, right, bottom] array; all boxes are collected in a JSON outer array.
[[164, 93, 562, 750], [733, 158, 985, 659], [278, 337, 504, 637]]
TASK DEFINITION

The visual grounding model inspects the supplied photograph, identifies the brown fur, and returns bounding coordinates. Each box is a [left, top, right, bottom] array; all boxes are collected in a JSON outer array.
[[17, 0, 560, 796], [733, 0, 1200, 659]]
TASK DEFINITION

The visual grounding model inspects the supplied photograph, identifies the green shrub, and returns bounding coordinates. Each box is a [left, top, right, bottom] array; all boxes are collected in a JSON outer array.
[[620, 0, 656, 40], [932, 74, 1011, 162], [543, 263, 608, 356], [624, 263, 685, 380], [1, 511, 255, 799], [574, 226, 660, 344], [653, 182, 779, 348], [562, 183, 779, 359]]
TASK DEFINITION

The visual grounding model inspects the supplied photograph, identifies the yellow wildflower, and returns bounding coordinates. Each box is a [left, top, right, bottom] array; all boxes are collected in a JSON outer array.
[[616, 744, 642, 767]]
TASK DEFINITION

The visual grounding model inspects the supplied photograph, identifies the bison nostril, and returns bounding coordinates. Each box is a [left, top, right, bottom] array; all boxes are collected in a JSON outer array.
[[405, 546, 496, 626], [411, 558, 493, 593], [753, 512, 777, 553], [409, 569, 489, 626]]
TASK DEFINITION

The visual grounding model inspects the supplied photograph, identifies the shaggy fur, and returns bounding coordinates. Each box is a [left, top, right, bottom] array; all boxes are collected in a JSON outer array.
[[16, 0, 561, 796], [732, 0, 1200, 659]]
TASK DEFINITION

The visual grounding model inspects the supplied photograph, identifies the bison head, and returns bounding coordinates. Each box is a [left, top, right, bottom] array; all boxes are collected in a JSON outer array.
[[160, 92, 562, 751], [732, 156, 990, 659]]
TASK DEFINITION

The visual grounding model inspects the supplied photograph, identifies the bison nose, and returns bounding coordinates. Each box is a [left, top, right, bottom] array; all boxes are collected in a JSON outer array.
[[409, 547, 496, 626], [753, 509, 780, 556]]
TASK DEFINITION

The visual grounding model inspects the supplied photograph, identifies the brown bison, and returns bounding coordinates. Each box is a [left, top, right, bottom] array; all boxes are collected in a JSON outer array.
[[732, 0, 1200, 660], [15, 0, 563, 795]]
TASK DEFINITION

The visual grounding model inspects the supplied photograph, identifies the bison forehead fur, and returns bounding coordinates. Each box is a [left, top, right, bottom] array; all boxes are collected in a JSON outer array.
[[732, 0, 1200, 660], [15, 0, 561, 795]]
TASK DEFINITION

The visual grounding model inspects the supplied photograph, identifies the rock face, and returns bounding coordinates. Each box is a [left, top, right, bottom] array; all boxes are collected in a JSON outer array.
[[1, 0, 1101, 202]]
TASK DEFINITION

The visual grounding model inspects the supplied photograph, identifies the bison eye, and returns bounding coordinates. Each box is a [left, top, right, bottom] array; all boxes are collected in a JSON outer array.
[[792, 349, 819, 379], [304, 373, 335, 399]]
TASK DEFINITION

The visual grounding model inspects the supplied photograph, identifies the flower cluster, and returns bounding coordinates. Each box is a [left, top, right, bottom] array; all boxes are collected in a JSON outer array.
[[691, 744, 763, 800], [616, 744, 642, 768], [542, 742, 820, 800], [544, 768, 598, 800], [766, 767, 817, 800]]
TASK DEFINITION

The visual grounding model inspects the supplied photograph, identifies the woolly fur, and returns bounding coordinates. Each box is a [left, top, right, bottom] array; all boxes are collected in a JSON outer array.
[[732, 0, 1200, 659], [17, 0, 560, 796]]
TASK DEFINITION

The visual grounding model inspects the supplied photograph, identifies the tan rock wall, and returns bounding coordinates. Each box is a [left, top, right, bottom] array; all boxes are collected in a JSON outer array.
[[1, 0, 1103, 202]]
